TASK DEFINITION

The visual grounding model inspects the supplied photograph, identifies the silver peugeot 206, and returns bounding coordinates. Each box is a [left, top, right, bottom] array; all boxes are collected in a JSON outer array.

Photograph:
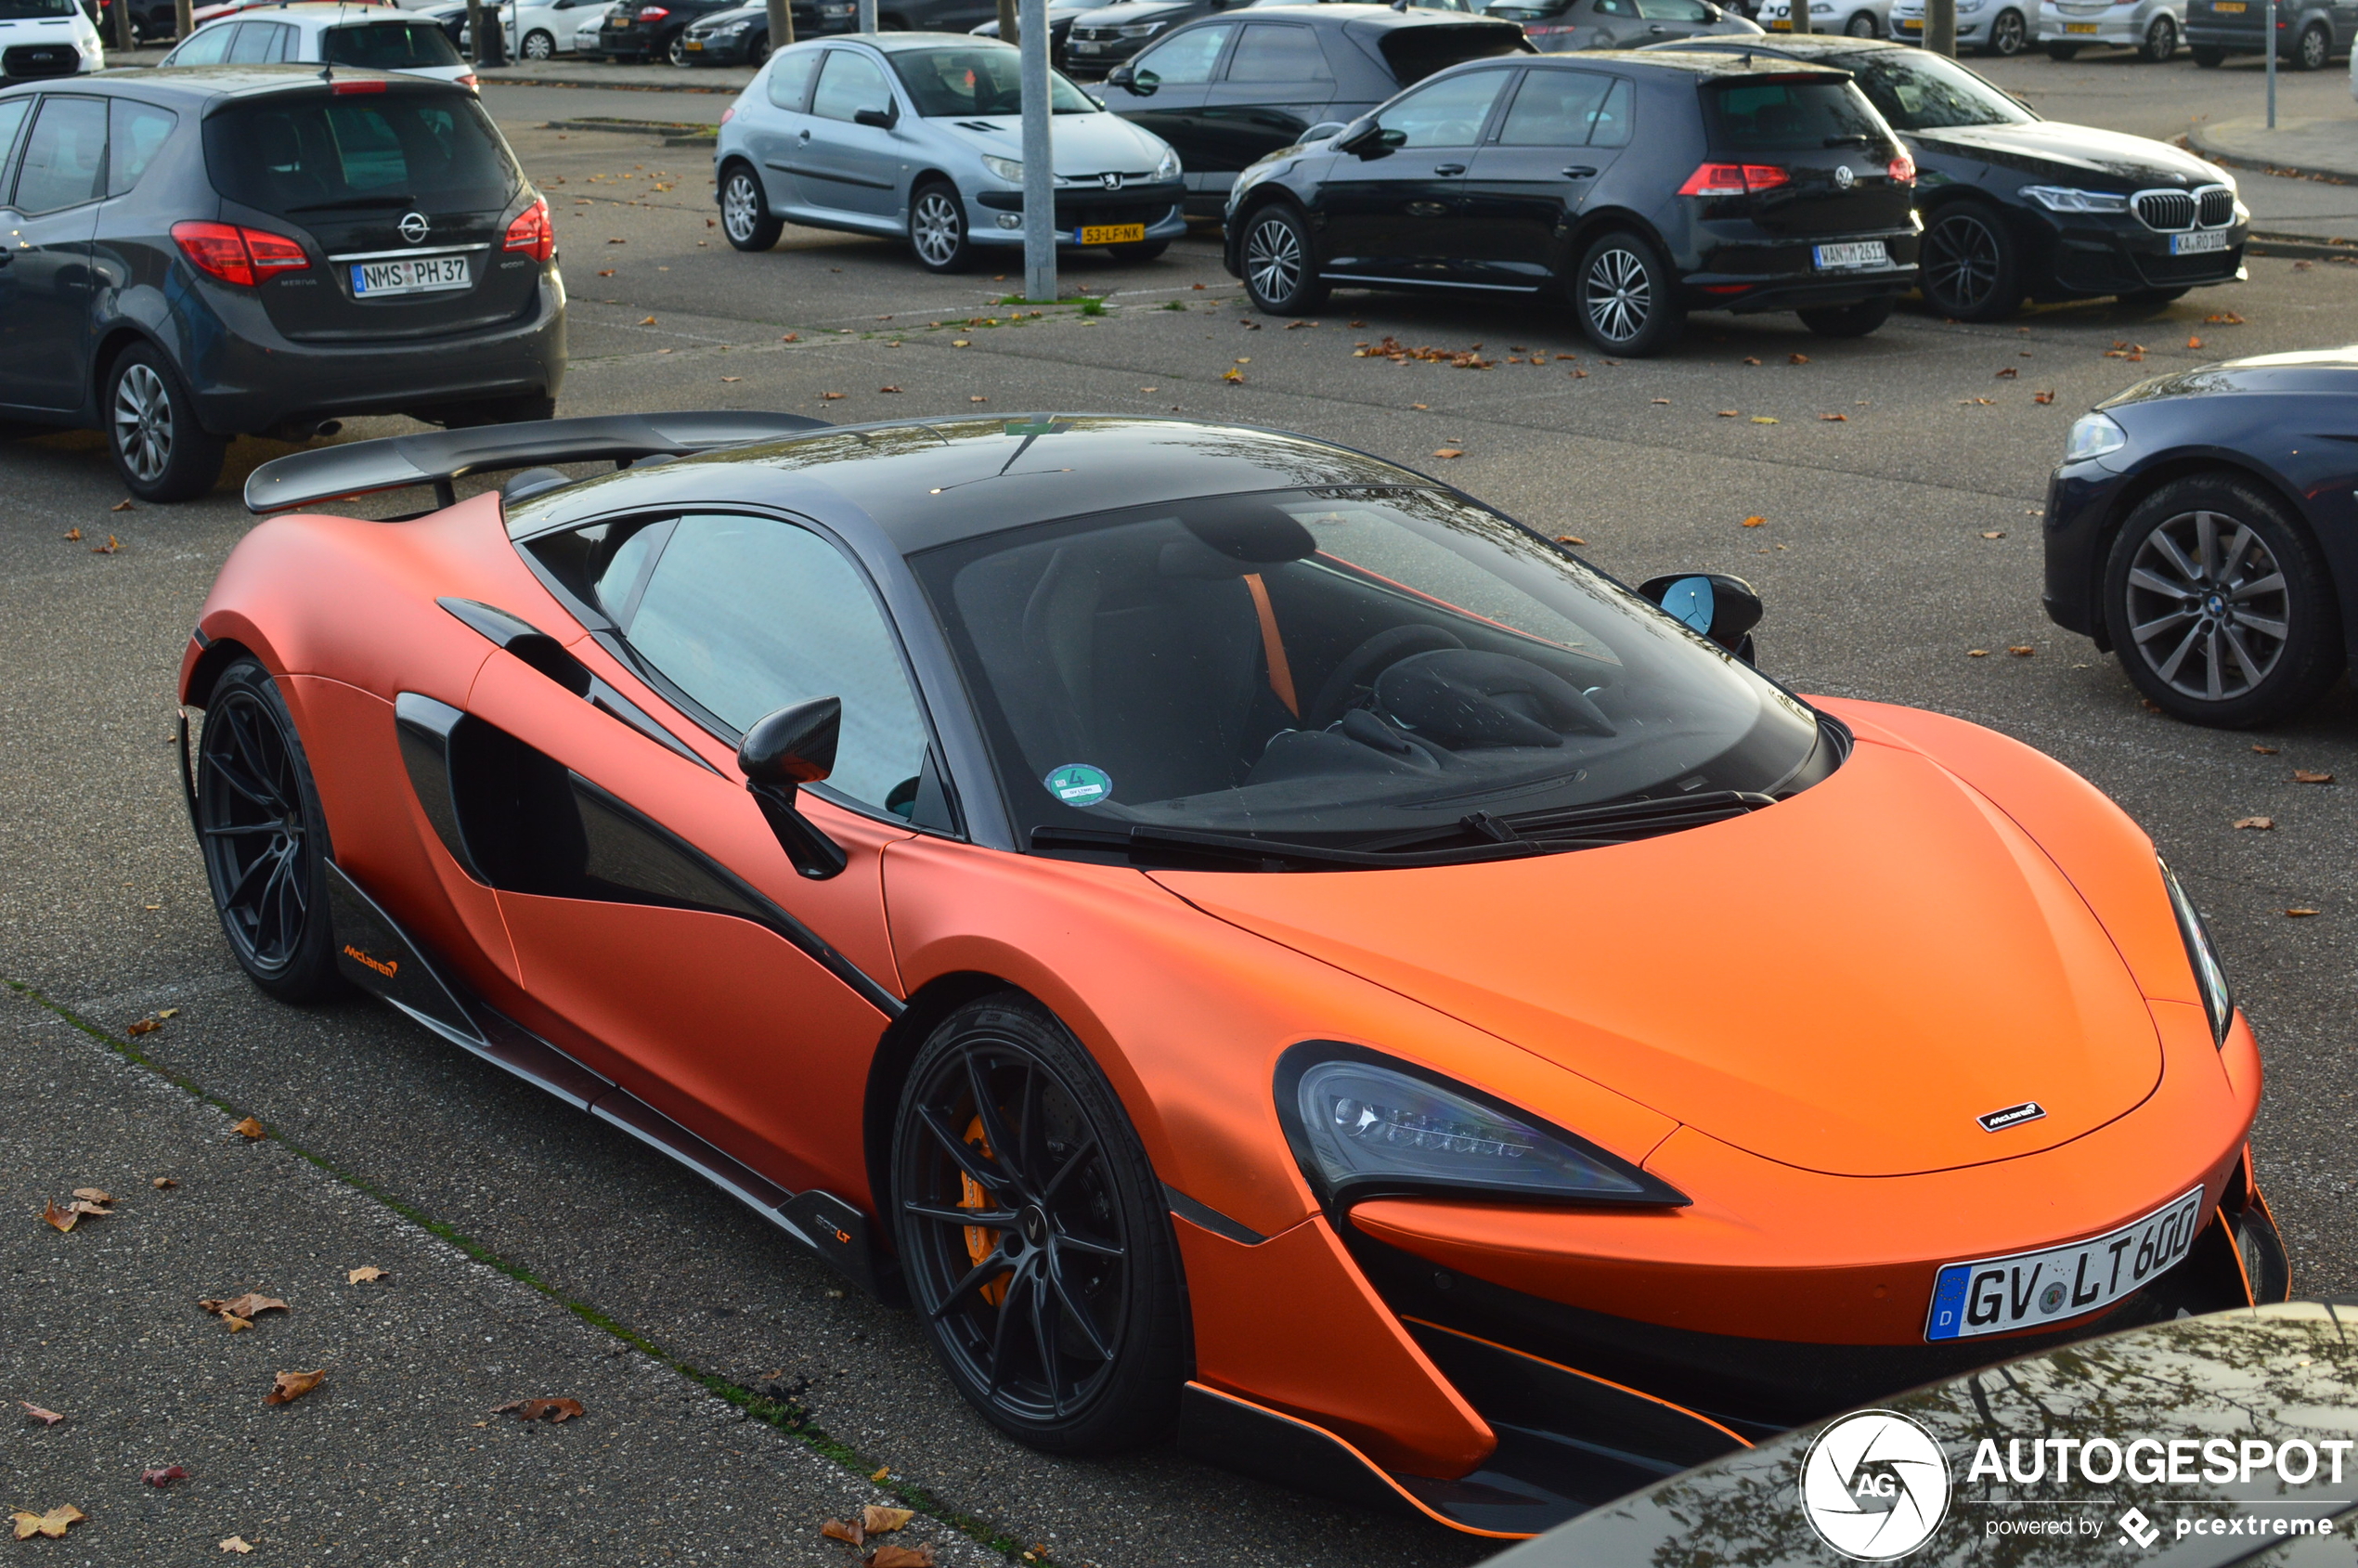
[[713, 32, 1186, 271]]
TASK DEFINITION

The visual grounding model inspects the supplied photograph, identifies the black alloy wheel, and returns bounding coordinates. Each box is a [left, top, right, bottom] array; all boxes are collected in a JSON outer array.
[[196, 659, 344, 1001], [2292, 19, 2329, 67], [1986, 6, 2028, 53], [1797, 297, 1894, 337], [721, 161, 784, 252], [891, 997, 1185, 1452], [1240, 203, 1326, 314], [1919, 204, 2019, 321], [105, 343, 227, 503], [747, 29, 770, 63], [2140, 11, 2176, 58], [2101, 474, 2344, 727], [1573, 230, 1683, 356]]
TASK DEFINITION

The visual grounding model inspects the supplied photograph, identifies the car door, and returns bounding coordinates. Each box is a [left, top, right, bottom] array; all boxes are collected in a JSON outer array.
[[1460, 69, 1627, 287], [1311, 65, 1510, 285], [1631, 0, 1721, 40], [0, 94, 104, 415], [1583, 0, 1644, 43], [474, 511, 939, 1197], [1103, 19, 1235, 201], [1192, 20, 1337, 201], [746, 45, 823, 208], [798, 46, 903, 219]]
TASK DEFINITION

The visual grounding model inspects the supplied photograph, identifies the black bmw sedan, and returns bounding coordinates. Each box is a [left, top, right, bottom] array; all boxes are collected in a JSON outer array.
[[1224, 49, 1920, 353], [1652, 35, 2248, 320], [2042, 348, 2358, 728]]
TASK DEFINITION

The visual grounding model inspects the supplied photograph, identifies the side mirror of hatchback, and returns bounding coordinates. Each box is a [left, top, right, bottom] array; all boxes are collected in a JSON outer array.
[[1107, 61, 1137, 86], [1639, 573, 1762, 663], [1334, 115, 1384, 154], [854, 103, 898, 129], [1302, 119, 1347, 142], [739, 697, 849, 879]]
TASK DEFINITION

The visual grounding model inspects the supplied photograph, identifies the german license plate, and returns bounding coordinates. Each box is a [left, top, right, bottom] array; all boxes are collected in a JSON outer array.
[[1070, 36, 1101, 50], [1813, 240, 1888, 270], [351, 255, 472, 296], [1924, 1187, 2204, 1341], [2065, 19, 2099, 30], [1077, 222, 1146, 245], [2173, 228, 2231, 254]]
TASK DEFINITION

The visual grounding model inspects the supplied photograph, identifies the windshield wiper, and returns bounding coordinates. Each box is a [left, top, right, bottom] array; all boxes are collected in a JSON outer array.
[[1030, 823, 1539, 872], [1355, 790, 1778, 855], [281, 194, 421, 213], [1822, 134, 1882, 148]]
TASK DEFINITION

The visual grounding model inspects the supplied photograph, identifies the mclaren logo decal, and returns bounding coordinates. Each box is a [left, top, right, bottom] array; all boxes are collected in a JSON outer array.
[[343, 944, 400, 979], [1976, 1101, 2046, 1133]]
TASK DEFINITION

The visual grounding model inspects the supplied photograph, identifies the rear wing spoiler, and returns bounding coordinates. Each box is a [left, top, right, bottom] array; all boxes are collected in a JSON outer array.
[[241, 411, 833, 515]]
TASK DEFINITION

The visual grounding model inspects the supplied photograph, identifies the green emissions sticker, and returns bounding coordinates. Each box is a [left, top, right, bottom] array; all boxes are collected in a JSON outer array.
[[1043, 763, 1113, 808]]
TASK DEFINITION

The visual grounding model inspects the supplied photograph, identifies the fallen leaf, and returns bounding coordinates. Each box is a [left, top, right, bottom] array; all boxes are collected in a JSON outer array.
[[10, 1507, 84, 1540], [1286, 318, 1317, 330], [128, 1017, 161, 1036], [2187, 336, 2202, 350], [1557, 535, 1587, 546], [2295, 770, 2334, 784], [1139, 387, 1157, 393], [864, 1507, 915, 1535], [2033, 391, 2056, 405], [2287, 907, 2321, 917], [2008, 646, 2035, 656], [1750, 416, 1779, 425], [1742, 516, 1766, 528], [1222, 368, 1245, 383], [93, 535, 121, 554], [2294, 260, 2313, 271], [69, 1200, 110, 1217], [1350, 319, 1367, 327], [1651, 397, 1672, 406], [1235, 357, 1250, 365], [1570, 369, 1587, 378], [2235, 816, 2274, 830], [201, 1294, 289, 1325], [20, 1404, 63, 1426], [1717, 409, 1740, 418], [782, 332, 799, 343], [638, 316, 657, 326], [1994, 367, 2018, 379], [72, 1188, 111, 1204], [220, 1537, 253, 1554], [2253, 745, 2280, 754], [1968, 649, 1989, 657], [492, 1398, 586, 1423], [823, 392, 847, 401], [1820, 412, 1847, 421], [222, 1315, 253, 1332], [112, 499, 135, 512], [1191, 282, 1206, 291], [2206, 311, 2245, 324], [952, 340, 970, 348], [866, 1546, 937, 1568], [233, 1117, 265, 1140], [1743, 356, 1761, 366], [42, 1201, 77, 1233], [1788, 353, 1809, 365], [872, 1466, 891, 1483], [606, 238, 626, 244], [143, 1466, 188, 1487], [1963, 397, 1996, 407], [878, 385, 903, 395], [152, 1177, 178, 1190], [1982, 530, 2006, 539], [823, 1518, 866, 1546], [264, 1369, 325, 1406], [157, 1009, 179, 1019], [1432, 448, 1463, 459], [969, 395, 988, 403], [1410, 403, 1429, 410], [720, 376, 742, 383], [62, 527, 82, 541]]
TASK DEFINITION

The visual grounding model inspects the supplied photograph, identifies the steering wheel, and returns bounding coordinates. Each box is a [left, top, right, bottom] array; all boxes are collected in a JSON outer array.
[[1306, 625, 1464, 729]]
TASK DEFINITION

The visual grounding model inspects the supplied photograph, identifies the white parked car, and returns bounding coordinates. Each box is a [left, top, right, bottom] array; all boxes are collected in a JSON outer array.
[[0, 0, 104, 84], [162, 2, 480, 84], [1754, 0, 1892, 34], [2036, 0, 2182, 57], [572, 5, 604, 48], [508, 0, 609, 57], [1890, 0, 2033, 51]]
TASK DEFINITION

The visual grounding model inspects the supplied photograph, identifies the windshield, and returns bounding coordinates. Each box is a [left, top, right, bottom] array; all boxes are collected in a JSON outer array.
[[203, 90, 517, 217], [912, 487, 1830, 859], [890, 46, 1100, 115], [323, 20, 467, 68], [1841, 51, 2030, 130], [0, 0, 79, 16]]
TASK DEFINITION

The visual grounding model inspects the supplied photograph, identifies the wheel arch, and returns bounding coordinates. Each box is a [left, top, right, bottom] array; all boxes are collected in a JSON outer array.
[[182, 633, 260, 711], [861, 968, 1027, 1236], [1557, 206, 1675, 282], [1224, 186, 1311, 275], [2084, 456, 2335, 654], [89, 321, 178, 430]]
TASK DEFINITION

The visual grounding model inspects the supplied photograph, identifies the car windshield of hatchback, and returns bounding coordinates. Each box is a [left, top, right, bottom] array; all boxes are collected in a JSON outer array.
[[0, 0, 80, 16], [323, 19, 467, 67], [891, 45, 1101, 115], [1841, 50, 2030, 130], [912, 486, 1832, 860]]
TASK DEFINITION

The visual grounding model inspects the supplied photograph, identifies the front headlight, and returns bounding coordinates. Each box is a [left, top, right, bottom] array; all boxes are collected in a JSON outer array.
[[2022, 185, 2131, 214], [1153, 145, 1180, 182], [2160, 859, 2234, 1046], [1276, 1043, 1690, 1208], [1116, 19, 1164, 35], [2064, 409, 2128, 464], [981, 154, 1023, 183]]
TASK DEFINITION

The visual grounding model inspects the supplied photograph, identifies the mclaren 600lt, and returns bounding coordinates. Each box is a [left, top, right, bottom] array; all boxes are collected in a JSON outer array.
[[180, 411, 2288, 1538]]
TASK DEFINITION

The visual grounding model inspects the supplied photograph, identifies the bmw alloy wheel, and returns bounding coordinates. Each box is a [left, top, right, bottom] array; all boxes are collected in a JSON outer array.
[[1245, 213, 1303, 305], [1584, 246, 1651, 345], [1923, 210, 2002, 315], [913, 188, 964, 268], [2125, 510, 2291, 704], [112, 361, 174, 485], [723, 171, 760, 244]]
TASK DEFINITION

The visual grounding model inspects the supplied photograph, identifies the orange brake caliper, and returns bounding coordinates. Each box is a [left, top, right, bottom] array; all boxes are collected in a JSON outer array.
[[960, 1115, 1008, 1307]]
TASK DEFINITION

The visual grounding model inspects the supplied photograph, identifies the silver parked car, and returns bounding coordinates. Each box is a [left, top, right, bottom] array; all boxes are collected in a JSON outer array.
[[2037, 0, 2183, 57], [713, 34, 1185, 271], [1889, 0, 2035, 52]]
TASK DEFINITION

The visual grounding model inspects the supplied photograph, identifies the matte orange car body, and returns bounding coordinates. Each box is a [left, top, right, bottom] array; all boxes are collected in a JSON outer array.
[[178, 420, 2286, 1537]]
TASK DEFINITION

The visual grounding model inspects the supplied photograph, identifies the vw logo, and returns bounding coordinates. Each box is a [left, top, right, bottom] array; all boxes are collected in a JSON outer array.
[[1834, 165, 1857, 190], [1799, 1409, 1951, 1561], [1100, 172, 1123, 190], [397, 212, 431, 244]]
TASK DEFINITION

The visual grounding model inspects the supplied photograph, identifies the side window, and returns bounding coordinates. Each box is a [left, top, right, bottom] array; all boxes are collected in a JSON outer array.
[[224, 23, 276, 62], [624, 515, 931, 815], [1635, 0, 1711, 17], [1226, 23, 1332, 84], [1133, 22, 1231, 85], [1496, 70, 1611, 146], [13, 96, 107, 216], [0, 98, 31, 197], [109, 99, 179, 195], [810, 49, 891, 123], [1377, 69, 1507, 148], [169, 22, 234, 63], [767, 47, 820, 110], [1587, 77, 1632, 148]]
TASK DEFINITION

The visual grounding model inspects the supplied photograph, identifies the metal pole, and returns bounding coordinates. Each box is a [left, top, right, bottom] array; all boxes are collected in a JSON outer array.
[[1791, 0, 1808, 36], [856, 0, 875, 31], [2266, 0, 2277, 128], [1927, 0, 1956, 54], [1019, 0, 1056, 303]]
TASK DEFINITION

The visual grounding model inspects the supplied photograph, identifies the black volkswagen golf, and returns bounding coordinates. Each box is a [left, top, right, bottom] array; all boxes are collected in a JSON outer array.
[[1224, 50, 1919, 353], [0, 68, 564, 501]]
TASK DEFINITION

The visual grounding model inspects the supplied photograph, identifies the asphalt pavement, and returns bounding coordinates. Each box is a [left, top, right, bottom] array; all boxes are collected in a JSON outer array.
[[6, 55, 2358, 1568]]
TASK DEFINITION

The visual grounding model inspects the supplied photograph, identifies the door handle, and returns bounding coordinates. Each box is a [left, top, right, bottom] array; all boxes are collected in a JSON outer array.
[[1562, 165, 1598, 178], [1432, 162, 1467, 175], [1649, 22, 1667, 30], [797, 128, 811, 142]]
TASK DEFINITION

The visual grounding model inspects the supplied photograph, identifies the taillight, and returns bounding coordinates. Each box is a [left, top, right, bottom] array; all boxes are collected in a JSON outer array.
[[1678, 162, 1789, 196], [456, 71, 479, 88], [171, 220, 311, 288], [502, 197, 555, 263], [640, 5, 668, 15], [1887, 151, 1916, 184], [720, 104, 736, 123], [330, 77, 388, 94]]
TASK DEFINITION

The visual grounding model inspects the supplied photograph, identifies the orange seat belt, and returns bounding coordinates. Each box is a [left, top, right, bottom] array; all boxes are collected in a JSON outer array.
[[1241, 573, 1300, 718]]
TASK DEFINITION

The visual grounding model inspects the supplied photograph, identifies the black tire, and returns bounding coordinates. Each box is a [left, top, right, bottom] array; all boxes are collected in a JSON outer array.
[[1984, 6, 2028, 53], [196, 659, 345, 1003], [1844, 8, 1876, 33], [2101, 474, 2344, 727], [1919, 202, 2020, 321], [2140, 10, 2177, 57], [720, 161, 784, 252], [908, 178, 974, 274], [2045, 39, 2079, 58], [520, 26, 554, 58], [665, 30, 689, 64], [1572, 230, 1684, 356], [891, 995, 1186, 1453], [104, 342, 227, 503], [1796, 297, 1894, 337], [2291, 19, 2329, 67], [747, 30, 771, 63], [1238, 202, 1327, 314], [1109, 238, 1171, 262], [2191, 43, 2225, 64]]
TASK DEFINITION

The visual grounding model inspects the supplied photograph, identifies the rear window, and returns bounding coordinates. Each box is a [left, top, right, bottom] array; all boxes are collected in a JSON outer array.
[[1705, 77, 1886, 150], [322, 20, 465, 68], [0, 0, 80, 16], [203, 90, 517, 219], [1376, 23, 1529, 86]]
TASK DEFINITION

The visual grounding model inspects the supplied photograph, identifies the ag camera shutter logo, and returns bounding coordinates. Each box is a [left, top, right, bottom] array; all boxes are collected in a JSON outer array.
[[1800, 1409, 1953, 1561]]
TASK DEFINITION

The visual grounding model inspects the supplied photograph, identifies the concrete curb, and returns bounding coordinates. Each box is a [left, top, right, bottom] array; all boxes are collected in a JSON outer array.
[[2185, 117, 2358, 185], [544, 116, 719, 146], [2248, 230, 2358, 259]]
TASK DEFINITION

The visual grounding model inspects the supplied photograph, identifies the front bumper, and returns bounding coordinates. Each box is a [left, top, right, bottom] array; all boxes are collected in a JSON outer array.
[[2042, 447, 2138, 639], [968, 181, 1187, 247], [2185, 17, 2303, 50], [2040, 10, 2152, 41], [2026, 208, 2248, 299]]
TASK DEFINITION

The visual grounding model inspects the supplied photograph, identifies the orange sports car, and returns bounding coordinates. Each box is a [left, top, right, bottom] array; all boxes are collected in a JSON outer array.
[[181, 412, 2287, 1539]]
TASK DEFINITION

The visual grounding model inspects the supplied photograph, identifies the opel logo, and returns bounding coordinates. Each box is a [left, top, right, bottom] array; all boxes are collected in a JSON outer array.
[[1834, 165, 1856, 190], [398, 212, 431, 244], [1100, 172, 1123, 190]]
